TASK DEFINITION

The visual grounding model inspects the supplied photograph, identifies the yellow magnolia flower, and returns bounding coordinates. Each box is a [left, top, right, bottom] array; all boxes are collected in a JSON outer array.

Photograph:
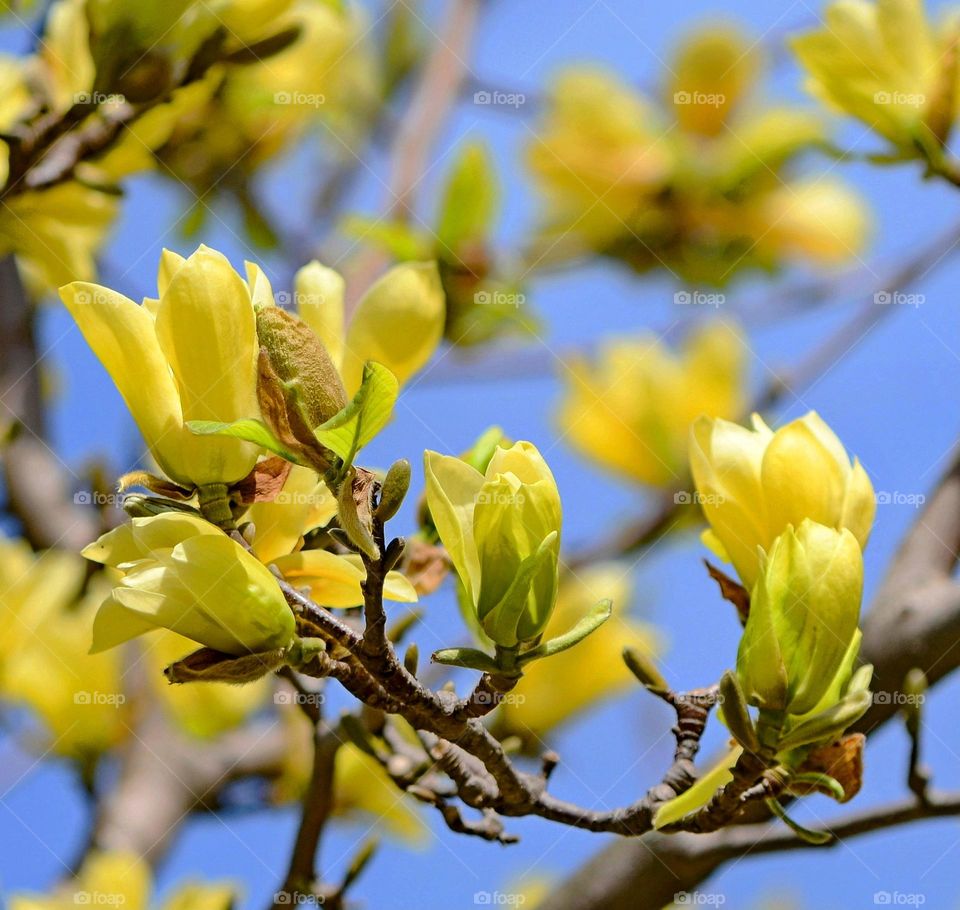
[[3, 576, 128, 760], [31, 0, 94, 114], [0, 182, 118, 293], [10, 850, 234, 910], [558, 321, 746, 486], [792, 0, 955, 148], [294, 259, 445, 395], [690, 412, 875, 590], [60, 246, 264, 488], [83, 513, 295, 656], [527, 67, 673, 249], [243, 465, 417, 607], [497, 564, 661, 740], [425, 441, 562, 648], [157, 1, 378, 199], [246, 464, 338, 564], [270, 549, 418, 608], [738, 521, 863, 715], [146, 630, 271, 740]]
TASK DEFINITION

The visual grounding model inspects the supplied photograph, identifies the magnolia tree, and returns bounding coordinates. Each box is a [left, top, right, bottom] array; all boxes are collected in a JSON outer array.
[[0, 1, 958, 908]]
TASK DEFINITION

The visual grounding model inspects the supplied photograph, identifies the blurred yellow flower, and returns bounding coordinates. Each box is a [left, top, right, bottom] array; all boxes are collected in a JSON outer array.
[[690, 411, 875, 589], [668, 24, 761, 136], [146, 630, 271, 740], [3, 575, 128, 760], [527, 67, 673, 249], [558, 321, 747, 487], [275, 710, 426, 843], [497, 564, 661, 740], [270, 549, 418, 608], [0, 537, 85, 670], [528, 26, 871, 280], [10, 850, 234, 910], [61, 246, 264, 488]]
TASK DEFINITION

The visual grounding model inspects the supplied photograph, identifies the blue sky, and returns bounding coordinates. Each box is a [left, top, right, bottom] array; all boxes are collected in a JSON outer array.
[[3, 0, 960, 907]]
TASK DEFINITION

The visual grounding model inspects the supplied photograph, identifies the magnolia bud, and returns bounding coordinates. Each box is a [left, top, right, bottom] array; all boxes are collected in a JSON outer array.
[[256, 306, 347, 430]]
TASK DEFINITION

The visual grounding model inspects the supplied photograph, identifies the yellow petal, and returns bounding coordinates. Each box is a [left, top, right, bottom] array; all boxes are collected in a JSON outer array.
[[60, 282, 186, 483], [342, 261, 445, 394], [248, 465, 337, 564], [423, 450, 485, 605], [154, 245, 261, 483], [272, 549, 418, 607], [294, 260, 346, 371], [245, 260, 276, 310]]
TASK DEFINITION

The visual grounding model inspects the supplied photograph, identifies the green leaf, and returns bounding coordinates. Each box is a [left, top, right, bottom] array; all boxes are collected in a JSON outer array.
[[777, 689, 872, 752], [518, 599, 612, 666], [187, 418, 304, 464], [436, 140, 498, 252], [765, 798, 833, 845], [431, 646, 501, 674], [341, 215, 431, 261], [313, 362, 399, 466]]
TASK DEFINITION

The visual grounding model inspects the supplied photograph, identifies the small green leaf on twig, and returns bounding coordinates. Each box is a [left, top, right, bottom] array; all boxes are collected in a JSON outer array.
[[432, 647, 501, 673], [517, 599, 611, 666]]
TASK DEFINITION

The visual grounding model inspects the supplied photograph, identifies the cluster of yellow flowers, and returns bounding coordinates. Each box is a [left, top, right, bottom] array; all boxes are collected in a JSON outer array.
[[656, 411, 876, 827], [0, 0, 377, 294], [527, 25, 870, 283], [58, 245, 439, 657]]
